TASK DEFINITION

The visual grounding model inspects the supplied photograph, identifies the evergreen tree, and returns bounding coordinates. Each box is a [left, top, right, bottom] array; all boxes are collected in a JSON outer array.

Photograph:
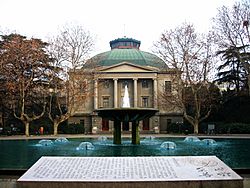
[[215, 45, 248, 94]]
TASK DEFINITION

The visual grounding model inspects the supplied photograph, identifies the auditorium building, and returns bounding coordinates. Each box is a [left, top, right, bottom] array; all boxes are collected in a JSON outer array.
[[68, 38, 183, 134]]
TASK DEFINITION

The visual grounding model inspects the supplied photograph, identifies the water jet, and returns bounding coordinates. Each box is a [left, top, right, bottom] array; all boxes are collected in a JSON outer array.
[[96, 84, 158, 145]]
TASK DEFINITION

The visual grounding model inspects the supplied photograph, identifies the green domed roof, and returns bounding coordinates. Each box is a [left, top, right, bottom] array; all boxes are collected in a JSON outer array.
[[87, 38, 167, 69], [91, 48, 167, 69]]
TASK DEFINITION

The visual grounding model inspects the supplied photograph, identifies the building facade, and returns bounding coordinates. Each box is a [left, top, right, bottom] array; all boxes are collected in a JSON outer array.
[[69, 38, 183, 134]]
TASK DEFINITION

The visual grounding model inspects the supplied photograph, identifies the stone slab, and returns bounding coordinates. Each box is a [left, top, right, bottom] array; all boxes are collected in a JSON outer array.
[[17, 156, 243, 188]]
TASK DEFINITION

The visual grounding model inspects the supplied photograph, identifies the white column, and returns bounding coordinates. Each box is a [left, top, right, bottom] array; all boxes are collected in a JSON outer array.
[[94, 79, 98, 109], [133, 78, 138, 107], [153, 78, 158, 108], [114, 78, 118, 108]]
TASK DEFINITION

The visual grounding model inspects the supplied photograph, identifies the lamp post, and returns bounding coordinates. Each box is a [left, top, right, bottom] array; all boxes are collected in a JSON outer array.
[[243, 20, 250, 42], [48, 88, 54, 94]]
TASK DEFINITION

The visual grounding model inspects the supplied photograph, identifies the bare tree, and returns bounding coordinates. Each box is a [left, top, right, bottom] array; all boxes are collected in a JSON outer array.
[[47, 24, 95, 135], [154, 23, 216, 133], [0, 34, 51, 136], [213, 0, 250, 94]]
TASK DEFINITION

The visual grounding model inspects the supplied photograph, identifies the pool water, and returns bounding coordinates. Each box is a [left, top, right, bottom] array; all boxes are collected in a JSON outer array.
[[0, 137, 250, 170]]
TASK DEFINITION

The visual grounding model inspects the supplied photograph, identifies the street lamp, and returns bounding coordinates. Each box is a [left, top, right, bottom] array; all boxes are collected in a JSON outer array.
[[243, 20, 250, 42], [48, 88, 54, 93]]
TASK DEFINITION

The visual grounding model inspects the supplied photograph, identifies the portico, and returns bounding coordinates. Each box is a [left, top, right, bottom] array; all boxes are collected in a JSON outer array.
[[94, 74, 158, 110]]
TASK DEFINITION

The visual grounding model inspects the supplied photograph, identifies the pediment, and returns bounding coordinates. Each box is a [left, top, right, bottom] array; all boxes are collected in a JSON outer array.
[[98, 62, 157, 73]]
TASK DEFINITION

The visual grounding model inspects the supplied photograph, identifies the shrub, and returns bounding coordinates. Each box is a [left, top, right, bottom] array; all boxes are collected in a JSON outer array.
[[213, 122, 250, 134], [59, 123, 85, 134], [167, 123, 193, 134]]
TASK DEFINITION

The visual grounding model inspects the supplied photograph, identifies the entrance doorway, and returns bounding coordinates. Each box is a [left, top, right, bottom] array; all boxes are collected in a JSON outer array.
[[102, 118, 109, 131], [123, 122, 129, 131], [143, 118, 149, 130], [80, 119, 85, 134]]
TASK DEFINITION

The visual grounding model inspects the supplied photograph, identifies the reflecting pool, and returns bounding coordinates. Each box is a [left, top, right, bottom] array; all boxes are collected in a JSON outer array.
[[0, 137, 250, 170]]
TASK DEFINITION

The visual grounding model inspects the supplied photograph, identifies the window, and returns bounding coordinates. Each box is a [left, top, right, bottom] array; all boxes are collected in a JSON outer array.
[[102, 118, 109, 131], [142, 80, 149, 88], [102, 97, 109, 108], [104, 80, 110, 89], [167, 119, 172, 125], [142, 96, 149, 107], [122, 81, 129, 88], [165, 81, 172, 93]]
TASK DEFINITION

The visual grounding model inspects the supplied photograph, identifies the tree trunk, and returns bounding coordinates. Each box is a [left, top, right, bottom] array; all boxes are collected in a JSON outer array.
[[0, 112, 3, 127], [54, 123, 59, 136], [248, 74, 250, 96], [25, 121, 29, 137], [183, 113, 200, 134], [193, 120, 199, 134]]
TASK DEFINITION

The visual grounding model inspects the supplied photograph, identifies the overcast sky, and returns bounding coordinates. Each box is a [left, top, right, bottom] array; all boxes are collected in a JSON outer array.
[[1, 0, 237, 56]]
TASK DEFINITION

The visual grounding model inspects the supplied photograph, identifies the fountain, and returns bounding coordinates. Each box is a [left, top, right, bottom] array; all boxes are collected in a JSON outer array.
[[184, 136, 200, 142], [96, 84, 158, 145], [76, 142, 95, 150], [141, 136, 160, 145], [144, 135, 156, 141], [2, 136, 250, 170], [202, 139, 216, 146], [160, 141, 176, 150], [55, 137, 69, 143], [98, 136, 108, 142], [122, 85, 130, 108], [38, 139, 53, 146]]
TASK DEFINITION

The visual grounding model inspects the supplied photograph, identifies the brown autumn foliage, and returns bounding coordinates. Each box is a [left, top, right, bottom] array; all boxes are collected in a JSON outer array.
[[47, 24, 95, 135], [155, 23, 216, 133], [0, 34, 52, 136]]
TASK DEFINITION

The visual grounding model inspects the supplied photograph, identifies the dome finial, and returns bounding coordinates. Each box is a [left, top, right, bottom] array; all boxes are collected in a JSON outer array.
[[109, 38, 141, 50], [123, 24, 126, 38]]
